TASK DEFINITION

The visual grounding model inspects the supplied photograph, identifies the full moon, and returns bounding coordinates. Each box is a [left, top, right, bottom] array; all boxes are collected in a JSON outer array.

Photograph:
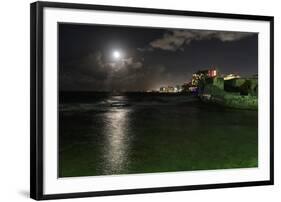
[[113, 50, 121, 59]]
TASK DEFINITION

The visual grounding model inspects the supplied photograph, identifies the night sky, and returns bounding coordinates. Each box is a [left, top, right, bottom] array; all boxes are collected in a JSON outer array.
[[59, 23, 258, 92]]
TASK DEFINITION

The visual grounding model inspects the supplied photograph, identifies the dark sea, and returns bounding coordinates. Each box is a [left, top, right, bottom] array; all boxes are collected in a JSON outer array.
[[59, 92, 258, 177]]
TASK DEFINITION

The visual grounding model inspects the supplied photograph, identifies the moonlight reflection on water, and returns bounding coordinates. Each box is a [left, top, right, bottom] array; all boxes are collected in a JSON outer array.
[[102, 98, 131, 175]]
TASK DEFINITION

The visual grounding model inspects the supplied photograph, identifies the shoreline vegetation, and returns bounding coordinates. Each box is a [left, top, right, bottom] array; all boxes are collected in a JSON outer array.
[[200, 84, 258, 110], [197, 76, 258, 110]]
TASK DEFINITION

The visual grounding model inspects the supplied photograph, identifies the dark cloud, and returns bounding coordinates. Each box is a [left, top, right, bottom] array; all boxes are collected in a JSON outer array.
[[60, 51, 173, 91], [149, 30, 255, 51]]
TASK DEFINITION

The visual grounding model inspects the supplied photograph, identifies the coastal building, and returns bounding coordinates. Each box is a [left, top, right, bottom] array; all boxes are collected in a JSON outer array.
[[159, 87, 167, 92], [181, 82, 198, 93], [167, 86, 175, 92], [224, 74, 241, 80], [159, 85, 183, 93], [208, 68, 217, 77], [175, 85, 183, 92], [192, 71, 207, 86], [192, 67, 218, 86], [219, 76, 258, 96], [159, 86, 177, 93]]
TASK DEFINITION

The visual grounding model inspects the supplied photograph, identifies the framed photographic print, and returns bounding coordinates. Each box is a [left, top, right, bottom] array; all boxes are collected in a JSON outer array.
[[30, 1, 274, 200]]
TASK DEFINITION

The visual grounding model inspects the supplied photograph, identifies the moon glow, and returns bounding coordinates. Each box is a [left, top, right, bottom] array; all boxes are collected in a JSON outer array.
[[113, 50, 121, 59]]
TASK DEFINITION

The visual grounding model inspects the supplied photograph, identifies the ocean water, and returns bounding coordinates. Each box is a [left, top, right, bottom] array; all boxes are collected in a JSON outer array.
[[59, 92, 258, 177]]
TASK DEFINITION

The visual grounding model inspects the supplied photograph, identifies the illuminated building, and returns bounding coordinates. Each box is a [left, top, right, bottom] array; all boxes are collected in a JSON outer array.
[[208, 68, 217, 77], [159, 85, 181, 93], [192, 67, 218, 86], [224, 74, 241, 80]]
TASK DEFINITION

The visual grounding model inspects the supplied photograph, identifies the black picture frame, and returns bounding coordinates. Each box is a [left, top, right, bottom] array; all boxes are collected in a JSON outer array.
[[30, 1, 274, 200]]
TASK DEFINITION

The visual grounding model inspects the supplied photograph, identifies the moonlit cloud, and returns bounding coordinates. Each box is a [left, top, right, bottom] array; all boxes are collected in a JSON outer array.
[[60, 51, 172, 91], [96, 53, 143, 72], [149, 30, 255, 51]]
